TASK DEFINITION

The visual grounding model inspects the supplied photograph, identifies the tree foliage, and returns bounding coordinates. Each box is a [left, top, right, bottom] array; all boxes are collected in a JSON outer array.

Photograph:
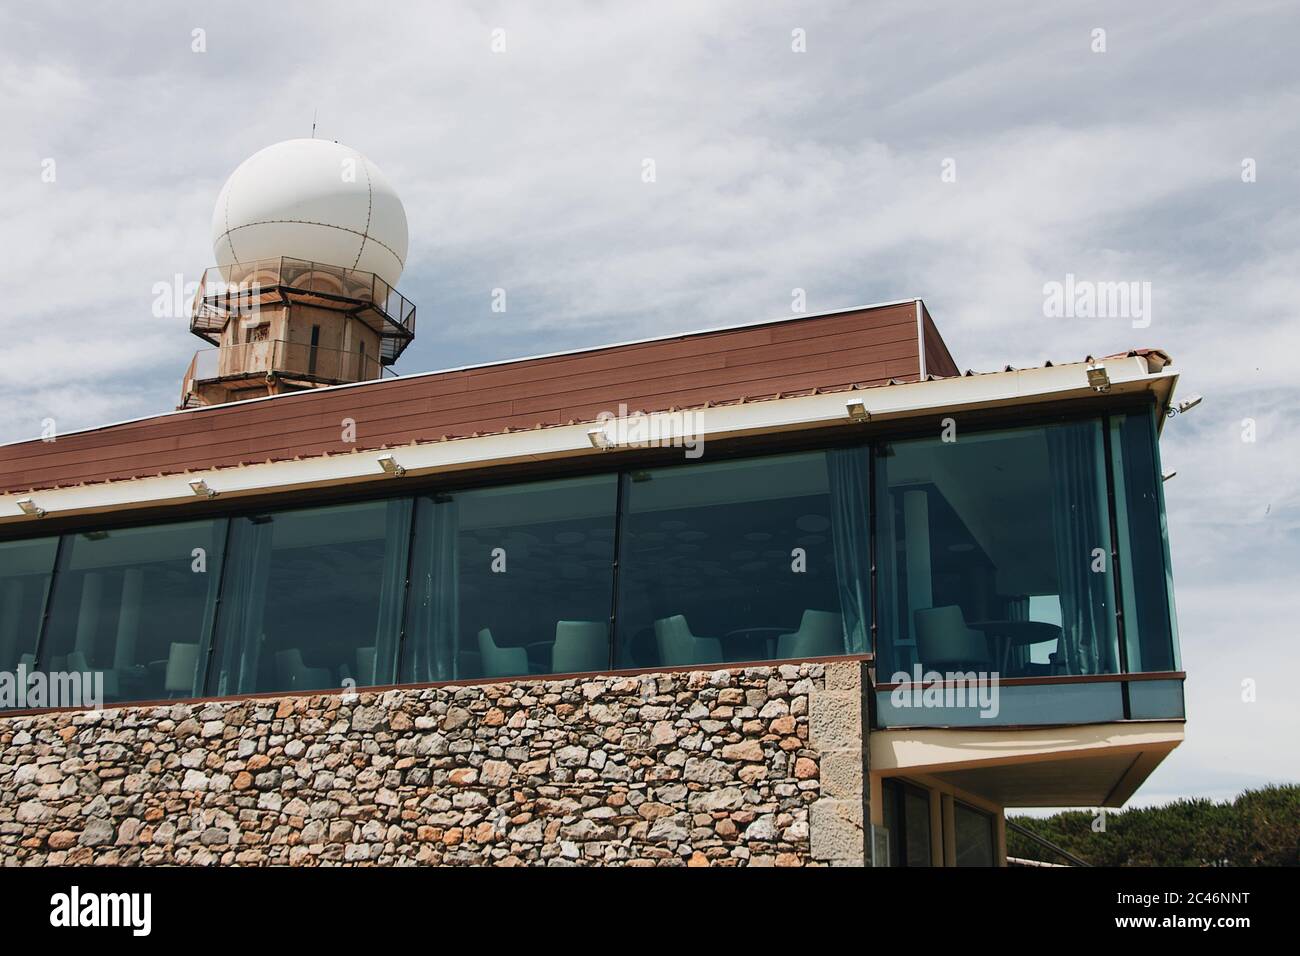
[[1007, 784, 1300, 866]]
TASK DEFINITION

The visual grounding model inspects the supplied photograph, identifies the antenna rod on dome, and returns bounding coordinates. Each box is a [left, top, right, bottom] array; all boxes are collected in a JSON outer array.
[[311, 108, 317, 138]]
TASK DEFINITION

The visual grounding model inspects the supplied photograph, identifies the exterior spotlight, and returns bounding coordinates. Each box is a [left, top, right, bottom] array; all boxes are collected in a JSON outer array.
[[377, 454, 406, 477], [188, 478, 217, 498], [1162, 470, 1177, 482], [1086, 366, 1111, 393], [16, 498, 45, 517], [587, 428, 613, 450], [845, 398, 870, 422], [1176, 395, 1203, 415]]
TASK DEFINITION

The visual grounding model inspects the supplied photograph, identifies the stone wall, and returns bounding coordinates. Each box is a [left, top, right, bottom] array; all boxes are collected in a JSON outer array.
[[0, 660, 867, 866]]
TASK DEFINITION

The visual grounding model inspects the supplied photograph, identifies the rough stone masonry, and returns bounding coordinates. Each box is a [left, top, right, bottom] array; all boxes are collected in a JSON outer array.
[[0, 660, 867, 866]]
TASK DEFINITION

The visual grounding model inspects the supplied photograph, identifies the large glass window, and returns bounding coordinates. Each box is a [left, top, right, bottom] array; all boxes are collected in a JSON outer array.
[[876, 421, 1118, 679], [210, 499, 411, 695], [0, 537, 58, 675], [1110, 410, 1179, 673], [613, 450, 868, 670], [40, 521, 226, 703], [402, 475, 618, 683]]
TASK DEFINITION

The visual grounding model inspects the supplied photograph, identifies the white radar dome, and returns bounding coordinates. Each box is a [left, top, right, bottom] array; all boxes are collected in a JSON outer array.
[[211, 138, 409, 289]]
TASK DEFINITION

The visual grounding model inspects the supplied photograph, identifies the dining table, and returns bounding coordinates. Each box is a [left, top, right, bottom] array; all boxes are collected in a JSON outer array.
[[967, 620, 1063, 676], [722, 626, 798, 661]]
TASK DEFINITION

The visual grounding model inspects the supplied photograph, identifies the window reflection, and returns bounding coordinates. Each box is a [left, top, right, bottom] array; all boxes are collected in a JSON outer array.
[[402, 475, 618, 683], [954, 802, 996, 867], [211, 500, 410, 695], [0, 537, 57, 676], [881, 778, 932, 867], [613, 450, 867, 670], [1111, 411, 1179, 673], [876, 422, 1118, 679], [40, 521, 225, 703]]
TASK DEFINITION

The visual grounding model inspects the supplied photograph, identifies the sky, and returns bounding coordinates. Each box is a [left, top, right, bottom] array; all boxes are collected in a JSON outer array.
[[0, 1, 1296, 806]]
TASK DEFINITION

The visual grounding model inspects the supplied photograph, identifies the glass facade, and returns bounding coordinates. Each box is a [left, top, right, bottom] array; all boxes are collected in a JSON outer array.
[[0, 406, 1182, 715], [40, 521, 226, 703]]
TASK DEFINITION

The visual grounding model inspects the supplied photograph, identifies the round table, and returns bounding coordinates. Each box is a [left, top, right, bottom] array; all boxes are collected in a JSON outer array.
[[723, 626, 797, 661], [968, 620, 1063, 675]]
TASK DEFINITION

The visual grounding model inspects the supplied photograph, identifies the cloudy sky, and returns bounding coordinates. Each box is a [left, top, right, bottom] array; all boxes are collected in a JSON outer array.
[[1, 1, 1296, 805]]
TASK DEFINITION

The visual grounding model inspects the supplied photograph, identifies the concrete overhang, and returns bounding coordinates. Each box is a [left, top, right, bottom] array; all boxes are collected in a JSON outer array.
[[870, 721, 1185, 808]]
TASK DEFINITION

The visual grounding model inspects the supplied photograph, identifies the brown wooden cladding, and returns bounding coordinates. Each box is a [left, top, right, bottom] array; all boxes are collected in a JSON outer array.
[[920, 301, 960, 378], [0, 302, 952, 493]]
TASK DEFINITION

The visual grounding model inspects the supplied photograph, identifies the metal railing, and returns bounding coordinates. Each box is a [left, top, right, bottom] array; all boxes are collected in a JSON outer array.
[[189, 257, 416, 364], [1005, 818, 1092, 867], [180, 338, 395, 404]]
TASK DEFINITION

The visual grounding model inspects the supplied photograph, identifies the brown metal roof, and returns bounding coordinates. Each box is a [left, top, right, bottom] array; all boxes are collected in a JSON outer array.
[[1, 300, 950, 495]]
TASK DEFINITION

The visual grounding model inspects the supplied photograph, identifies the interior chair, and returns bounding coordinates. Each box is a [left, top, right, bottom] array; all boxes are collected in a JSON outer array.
[[551, 621, 608, 674], [476, 628, 529, 678], [653, 615, 722, 666], [777, 610, 845, 660], [914, 606, 992, 670], [163, 642, 200, 697], [274, 648, 332, 690]]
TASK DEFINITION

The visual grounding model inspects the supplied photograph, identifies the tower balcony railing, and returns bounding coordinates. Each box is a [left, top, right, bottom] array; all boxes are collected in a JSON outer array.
[[188, 257, 417, 364], [180, 338, 397, 406]]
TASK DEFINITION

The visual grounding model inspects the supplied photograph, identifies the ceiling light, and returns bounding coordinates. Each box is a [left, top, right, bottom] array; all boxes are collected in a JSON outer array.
[[1086, 366, 1111, 393], [16, 498, 44, 517]]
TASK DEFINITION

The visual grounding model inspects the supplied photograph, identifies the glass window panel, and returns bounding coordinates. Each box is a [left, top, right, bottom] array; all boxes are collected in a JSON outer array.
[[882, 779, 932, 867], [0, 536, 58, 675], [40, 521, 226, 704], [1110, 410, 1179, 673], [954, 802, 996, 867], [1128, 678, 1185, 719], [402, 475, 617, 683], [211, 499, 411, 696], [876, 421, 1118, 681], [613, 450, 866, 670], [903, 787, 932, 867]]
